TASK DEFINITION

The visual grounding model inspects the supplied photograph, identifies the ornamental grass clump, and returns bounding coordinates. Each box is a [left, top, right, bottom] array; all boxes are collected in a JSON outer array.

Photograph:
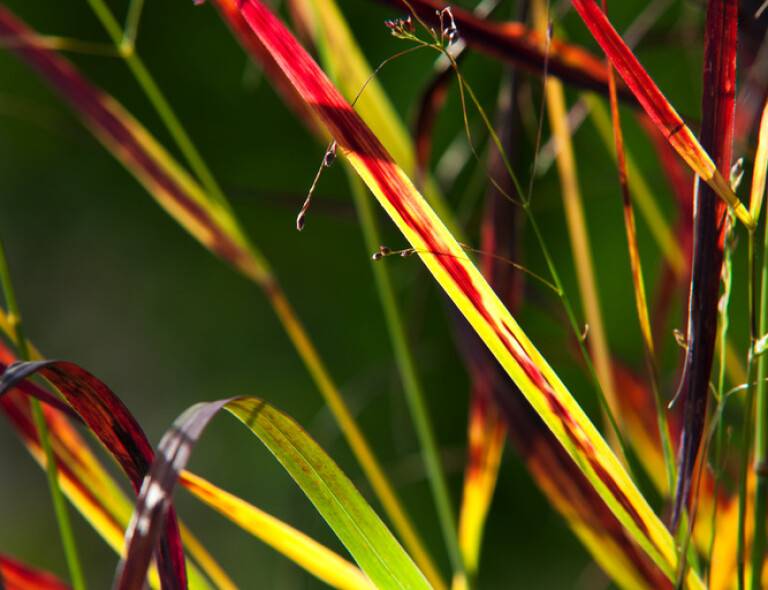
[[1, 1, 767, 589]]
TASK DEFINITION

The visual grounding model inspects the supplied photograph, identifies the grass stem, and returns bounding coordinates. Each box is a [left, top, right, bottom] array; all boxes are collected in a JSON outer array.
[[0, 239, 86, 590], [347, 169, 463, 580]]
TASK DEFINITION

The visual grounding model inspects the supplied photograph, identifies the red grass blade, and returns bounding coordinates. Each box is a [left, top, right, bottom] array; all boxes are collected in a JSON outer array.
[[570, 0, 751, 230], [0, 554, 70, 590], [672, 0, 737, 529], [116, 396, 430, 590], [0, 361, 187, 590]]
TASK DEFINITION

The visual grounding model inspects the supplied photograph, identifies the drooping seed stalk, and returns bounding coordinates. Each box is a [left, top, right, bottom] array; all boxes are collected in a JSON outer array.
[[0, 239, 86, 590]]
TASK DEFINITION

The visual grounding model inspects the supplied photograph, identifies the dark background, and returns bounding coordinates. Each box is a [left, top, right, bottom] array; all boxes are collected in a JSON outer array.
[[0, 0, 751, 587]]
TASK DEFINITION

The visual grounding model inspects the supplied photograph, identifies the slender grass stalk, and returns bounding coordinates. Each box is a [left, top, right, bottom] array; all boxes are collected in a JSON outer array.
[[750, 110, 768, 590], [0, 239, 86, 590], [532, 0, 621, 441], [121, 0, 146, 54], [737, 226, 757, 590], [751, 229, 768, 589], [600, 0, 675, 494], [585, 96, 686, 277], [346, 169, 463, 578], [85, 0, 231, 211], [77, 3, 443, 581]]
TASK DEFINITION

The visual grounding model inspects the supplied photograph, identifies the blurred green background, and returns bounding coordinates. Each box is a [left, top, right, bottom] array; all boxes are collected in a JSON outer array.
[[0, 0, 749, 587]]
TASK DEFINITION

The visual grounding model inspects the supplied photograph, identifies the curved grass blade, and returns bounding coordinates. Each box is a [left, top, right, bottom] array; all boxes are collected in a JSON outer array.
[[0, 361, 187, 590], [0, 554, 70, 590], [220, 1, 704, 586], [373, 0, 632, 101], [0, 330, 372, 590], [673, 0, 737, 531], [570, 0, 751, 230], [0, 333, 230, 590], [116, 396, 430, 590]]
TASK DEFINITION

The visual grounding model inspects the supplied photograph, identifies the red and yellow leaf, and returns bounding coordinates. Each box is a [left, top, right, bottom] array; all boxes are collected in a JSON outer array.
[[214, 1, 703, 586], [570, 0, 751, 229]]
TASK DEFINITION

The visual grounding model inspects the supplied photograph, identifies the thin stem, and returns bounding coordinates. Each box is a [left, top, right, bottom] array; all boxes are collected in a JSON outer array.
[[86, 0, 232, 210], [0, 239, 86, 590], [738, 227, 758, 590], [532, 0, 621, 451], [751, 221, 768, 589], [599, 0, 675, 494], [121, 0, 146, 54], [347, 169, 463, 579], [265, 283, 446, 590]]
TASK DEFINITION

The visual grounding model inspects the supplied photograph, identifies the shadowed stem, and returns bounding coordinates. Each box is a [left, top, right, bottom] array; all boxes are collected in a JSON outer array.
[[0, 239, 86, 590], [347, 169, 463, 579]]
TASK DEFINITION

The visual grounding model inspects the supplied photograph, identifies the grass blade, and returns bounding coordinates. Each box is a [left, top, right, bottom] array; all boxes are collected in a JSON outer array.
[[0, 361, 187, 590], [289, 1, 462, 576], [223, 1, 704, 585], [114, 394, 430, 590], [570, 0, 752, 230]]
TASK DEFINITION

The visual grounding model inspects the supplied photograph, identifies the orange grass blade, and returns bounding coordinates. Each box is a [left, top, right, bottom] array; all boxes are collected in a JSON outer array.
[[0, 554, 70, 590], [220, 1, 704, 586], [598, 0, 675, 495], [570, 0, 752, 230]]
